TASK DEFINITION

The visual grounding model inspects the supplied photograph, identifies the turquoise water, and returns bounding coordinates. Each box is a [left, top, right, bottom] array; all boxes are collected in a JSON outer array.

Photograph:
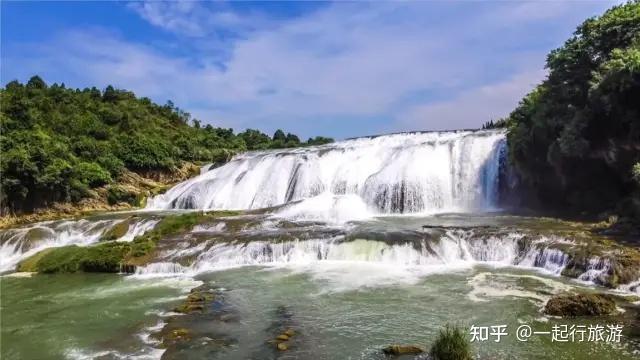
[[0, 273, 198, 359], [2, 266, 638, 359]]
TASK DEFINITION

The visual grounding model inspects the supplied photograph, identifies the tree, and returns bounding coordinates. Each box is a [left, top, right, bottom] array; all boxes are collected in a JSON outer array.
[[26, 75, 46, 89], [273, 129, 286, 142], [505, 1, 640, 215]]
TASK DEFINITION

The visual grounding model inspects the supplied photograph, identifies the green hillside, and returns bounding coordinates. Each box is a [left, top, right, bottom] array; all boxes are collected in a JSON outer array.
[[0, 77, 333, 213]]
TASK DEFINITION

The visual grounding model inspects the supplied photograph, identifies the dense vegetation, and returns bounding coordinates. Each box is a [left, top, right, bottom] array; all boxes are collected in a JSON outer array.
[[505, 1, 640, 220], [0, 78, 333, 213]]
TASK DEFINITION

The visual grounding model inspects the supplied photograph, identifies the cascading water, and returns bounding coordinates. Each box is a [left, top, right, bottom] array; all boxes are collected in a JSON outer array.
[[134, 228, 575, 282], [146, 130, 507, 219], [0, 217, 158, 272]]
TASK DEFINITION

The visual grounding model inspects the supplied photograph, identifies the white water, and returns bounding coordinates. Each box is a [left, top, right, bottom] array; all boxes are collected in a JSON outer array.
[[0, 217, 158, 272], [116, 219, 160, 242], [133, 230, 581, 290], [146, 130, 507, 221]]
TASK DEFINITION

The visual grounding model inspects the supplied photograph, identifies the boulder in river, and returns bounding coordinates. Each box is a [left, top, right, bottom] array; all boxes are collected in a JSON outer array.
[[382, 344, 425, 355], [544, 292, 617, 317]]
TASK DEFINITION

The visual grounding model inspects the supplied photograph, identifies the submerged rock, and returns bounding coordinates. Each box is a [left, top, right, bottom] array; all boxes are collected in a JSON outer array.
[[156, 284, 238, 359], [173, 287, 216, 314], [382, 344, 425, 355], [544, 292, 617, 317], [258, 306, 302, 357]]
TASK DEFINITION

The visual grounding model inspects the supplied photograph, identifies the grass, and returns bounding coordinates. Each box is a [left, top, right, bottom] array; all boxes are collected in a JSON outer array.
[[429, 324, 473, 360]]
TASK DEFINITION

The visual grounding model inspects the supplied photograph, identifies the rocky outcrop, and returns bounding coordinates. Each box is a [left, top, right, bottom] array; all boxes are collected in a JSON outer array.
[[544, 293, 617, 317]]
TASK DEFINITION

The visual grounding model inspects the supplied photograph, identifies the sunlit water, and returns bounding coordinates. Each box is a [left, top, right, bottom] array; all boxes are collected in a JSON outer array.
[[2, 264, 639, 359]]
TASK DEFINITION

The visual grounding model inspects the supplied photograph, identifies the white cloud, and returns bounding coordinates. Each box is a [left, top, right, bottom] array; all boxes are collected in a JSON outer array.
[[127, 1, 270, 37], [3, 1, 617, 137], [398, 69, 547, 131]]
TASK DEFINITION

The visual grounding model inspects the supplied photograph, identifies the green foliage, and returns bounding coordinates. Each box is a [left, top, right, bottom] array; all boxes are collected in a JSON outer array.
[[35, 245, 87, 273], [106, 185, 140, 206], [481, 118, 509, 129], [306, 136, 335, 146], [0, 77, 333, 213], [75, 162, 111, 187], [506, 1, 640, 213], [429, 324, 473, 360]]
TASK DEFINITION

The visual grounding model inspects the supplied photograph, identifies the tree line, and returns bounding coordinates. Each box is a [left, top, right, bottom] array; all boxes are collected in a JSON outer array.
[[0, 77, 333, 213], [502, 1, 639, 220]]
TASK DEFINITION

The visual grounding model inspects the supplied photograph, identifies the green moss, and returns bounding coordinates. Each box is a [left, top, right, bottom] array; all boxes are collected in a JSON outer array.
[[100, 218, 131, 241], [429, 324, 473, 360], [32, 242, 133, 273], [80, 242, 131, 272], [34, 246, 88, 273], [20, 211, 242, 274], [17, 248, 56, 272], [127, 212, 215, 260], [172, 286, 216, 314]]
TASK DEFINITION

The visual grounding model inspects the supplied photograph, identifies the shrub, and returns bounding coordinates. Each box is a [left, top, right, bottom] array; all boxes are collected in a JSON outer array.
[[75, 161, 112, 187], [106, 185, 138, 205], [429, 324, 473, 360]]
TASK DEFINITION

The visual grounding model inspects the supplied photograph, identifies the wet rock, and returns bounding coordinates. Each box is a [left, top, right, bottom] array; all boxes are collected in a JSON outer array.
[[161, 328, 191, 347], [101, 218, 131, 241], [156, 284, 238, 359], [173, 303, 204, 313], [544, 292, 617, 317], [382, 344, 425, 355], [256, 305, 302, 358], [173, 287, 216, 314]]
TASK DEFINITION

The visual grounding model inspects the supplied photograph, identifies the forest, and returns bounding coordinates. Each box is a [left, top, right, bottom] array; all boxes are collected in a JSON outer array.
[[0, 78, 333, 212], [503, 1, 640, 221]]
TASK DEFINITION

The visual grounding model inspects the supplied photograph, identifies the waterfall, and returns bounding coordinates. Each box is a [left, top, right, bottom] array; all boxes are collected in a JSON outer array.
[[0, 217, 158, 272], [146, 130, 507, 218], [134, 230, 572, 278]]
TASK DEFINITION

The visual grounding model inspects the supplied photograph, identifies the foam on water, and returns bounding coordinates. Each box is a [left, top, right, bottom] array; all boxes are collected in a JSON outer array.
[[131, 230, 583, 290]]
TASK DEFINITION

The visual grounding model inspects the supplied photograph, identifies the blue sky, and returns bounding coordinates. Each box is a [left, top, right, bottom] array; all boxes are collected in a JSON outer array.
[[1, 1, 620, 139]]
